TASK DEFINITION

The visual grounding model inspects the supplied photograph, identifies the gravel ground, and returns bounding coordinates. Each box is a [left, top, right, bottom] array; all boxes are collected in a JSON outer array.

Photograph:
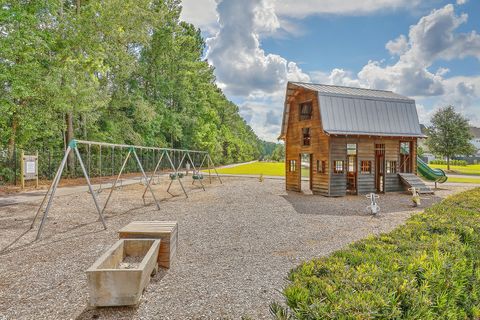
[[0, 177, 473, 320]]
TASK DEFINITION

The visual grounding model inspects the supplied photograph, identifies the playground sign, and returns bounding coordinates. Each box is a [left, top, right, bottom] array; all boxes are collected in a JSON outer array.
[[21, 151, 39, 189]]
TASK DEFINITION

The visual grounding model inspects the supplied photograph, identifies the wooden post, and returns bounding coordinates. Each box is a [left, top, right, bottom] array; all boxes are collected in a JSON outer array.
[[20, 150, 25, 189], [35, 151, 39, 188]]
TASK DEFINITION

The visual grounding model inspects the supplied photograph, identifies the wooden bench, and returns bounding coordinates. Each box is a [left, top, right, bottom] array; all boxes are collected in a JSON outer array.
[[118, 221, 178, 268]]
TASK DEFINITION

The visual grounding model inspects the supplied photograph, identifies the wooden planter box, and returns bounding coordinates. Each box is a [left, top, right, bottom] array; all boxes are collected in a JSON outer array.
[[119, 221, 178, 268], [86, 238, 161, 307]]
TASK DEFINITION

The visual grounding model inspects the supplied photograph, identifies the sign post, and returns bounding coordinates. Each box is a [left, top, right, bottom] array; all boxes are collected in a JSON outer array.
[[21, 151, 39, 189]]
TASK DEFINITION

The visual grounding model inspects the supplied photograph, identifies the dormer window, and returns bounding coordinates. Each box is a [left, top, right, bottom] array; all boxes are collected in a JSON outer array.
[[299, 101, 312, 120]]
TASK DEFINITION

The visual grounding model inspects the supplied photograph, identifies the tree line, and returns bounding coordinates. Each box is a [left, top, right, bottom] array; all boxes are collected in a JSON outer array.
[[0, 0, 276, 169]]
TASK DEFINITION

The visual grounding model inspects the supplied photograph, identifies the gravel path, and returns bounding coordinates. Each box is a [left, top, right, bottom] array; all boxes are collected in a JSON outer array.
[[0, 177, 472, 319]]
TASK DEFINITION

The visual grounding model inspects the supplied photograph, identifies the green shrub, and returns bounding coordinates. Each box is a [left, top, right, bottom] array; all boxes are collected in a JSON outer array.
[[274, 188, 480, 319], [430, 159, 468, 166], [0, 166, 15, 184]]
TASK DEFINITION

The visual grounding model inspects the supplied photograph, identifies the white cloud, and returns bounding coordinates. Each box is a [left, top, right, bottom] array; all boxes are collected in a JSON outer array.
[[206, 0, 306, 97], [180, 0, 218, 33], [456, 0, 467, 5], [182, 1, 480, 140], [323, 4, 480, 98], [386, 35, 409, 55], [275, 0, 421, 18], [416, 104, 438, 125], [313, 4, 480, 127], [180, 0, 425, 36], [203, 0, 310, 141]]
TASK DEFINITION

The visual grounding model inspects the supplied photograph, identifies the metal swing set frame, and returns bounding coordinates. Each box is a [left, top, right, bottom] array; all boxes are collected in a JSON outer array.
[[31, 139, 222, 240]]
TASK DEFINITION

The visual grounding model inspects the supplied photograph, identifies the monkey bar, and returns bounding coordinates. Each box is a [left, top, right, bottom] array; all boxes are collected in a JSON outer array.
[[31, 139, 222, 240]]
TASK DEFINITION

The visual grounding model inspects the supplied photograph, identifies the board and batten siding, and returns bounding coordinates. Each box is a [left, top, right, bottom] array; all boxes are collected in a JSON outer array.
[[284, 86, 418, 196], [384, 139, 402, 192], [356, 138, 376, 194], [285, 89, 329, 194], [328, 138, 347, 197]]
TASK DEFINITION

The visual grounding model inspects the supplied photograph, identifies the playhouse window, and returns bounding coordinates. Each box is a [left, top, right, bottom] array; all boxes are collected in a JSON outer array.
[[347, 144, 357, 155], [299, 102, 312, 120], [400, 142, 410, 155], [361, 160, 371, 174], [302, 128, 311, 146], [289, 160, 297, 172], [386, 161, 397, 173], [317, 160, 326, 173], [333, 160, 344, 174]]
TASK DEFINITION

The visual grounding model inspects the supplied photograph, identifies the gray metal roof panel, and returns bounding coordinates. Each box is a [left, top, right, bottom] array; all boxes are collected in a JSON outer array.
[[280, 82, 422, 139], [290, 81, 414, 102], [319, 94, 423, 137]]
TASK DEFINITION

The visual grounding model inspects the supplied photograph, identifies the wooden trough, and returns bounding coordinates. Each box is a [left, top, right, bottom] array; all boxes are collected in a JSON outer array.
[[86, 238, 161, 307]]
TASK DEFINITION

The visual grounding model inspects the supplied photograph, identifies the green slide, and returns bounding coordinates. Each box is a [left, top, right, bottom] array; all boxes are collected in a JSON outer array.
[[417, 156, 448, 183]]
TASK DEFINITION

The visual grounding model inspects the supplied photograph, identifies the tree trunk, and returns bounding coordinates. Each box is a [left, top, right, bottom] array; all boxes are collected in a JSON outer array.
[[447, 156, 450, 171], [7, 113, 17, 156]]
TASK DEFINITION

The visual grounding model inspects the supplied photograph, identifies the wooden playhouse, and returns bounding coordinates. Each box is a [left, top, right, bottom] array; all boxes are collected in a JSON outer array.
[[279, 82, 427, 196]]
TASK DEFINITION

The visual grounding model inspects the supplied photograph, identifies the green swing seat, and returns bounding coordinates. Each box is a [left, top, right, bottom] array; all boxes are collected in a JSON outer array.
[[192, 173, 204, 180], [169, 172, 184, 180]]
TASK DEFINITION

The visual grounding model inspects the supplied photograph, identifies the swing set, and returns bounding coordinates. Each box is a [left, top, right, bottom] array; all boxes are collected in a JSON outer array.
[[30, 139, 222, 240]]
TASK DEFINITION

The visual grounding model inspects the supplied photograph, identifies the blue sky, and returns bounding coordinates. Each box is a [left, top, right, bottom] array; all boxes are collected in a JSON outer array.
[[180, 0, 480, 141]]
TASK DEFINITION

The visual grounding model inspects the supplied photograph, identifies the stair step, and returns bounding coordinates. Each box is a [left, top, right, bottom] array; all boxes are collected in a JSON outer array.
[[398, 173, 433, 194]]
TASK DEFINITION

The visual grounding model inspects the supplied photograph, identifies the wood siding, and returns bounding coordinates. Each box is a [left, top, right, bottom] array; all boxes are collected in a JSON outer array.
[[284, 87, 418, 197], [357, 138, 376, 194], [285, 89, 329, 194], [329, 137, 418, 195]]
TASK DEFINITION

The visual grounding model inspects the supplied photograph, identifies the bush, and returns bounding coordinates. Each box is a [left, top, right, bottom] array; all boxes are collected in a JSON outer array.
[[274, 188, 480, 319], [0, 166, 15, 184], [430, 159, 467, 166]]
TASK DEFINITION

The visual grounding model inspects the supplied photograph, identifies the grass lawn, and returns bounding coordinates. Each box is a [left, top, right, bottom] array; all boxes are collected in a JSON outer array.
[[215, 161, 480, 183], [447, 176, 480, 184], [430, 163, 480, 176], [214, 161, 310, 177]]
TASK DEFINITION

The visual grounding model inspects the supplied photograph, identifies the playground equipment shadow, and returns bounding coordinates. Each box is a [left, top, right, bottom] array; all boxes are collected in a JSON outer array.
[[0, 177, 474, 319]]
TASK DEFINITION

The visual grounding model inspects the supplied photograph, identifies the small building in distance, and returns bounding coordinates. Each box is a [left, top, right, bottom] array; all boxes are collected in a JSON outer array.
[[469, 127, 480, 153], [453, 126, 480, 164], [278, 82, 425, 196]]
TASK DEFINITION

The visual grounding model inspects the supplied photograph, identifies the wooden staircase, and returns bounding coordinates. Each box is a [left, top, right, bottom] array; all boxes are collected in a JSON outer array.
[[398, 173, 434, 194]]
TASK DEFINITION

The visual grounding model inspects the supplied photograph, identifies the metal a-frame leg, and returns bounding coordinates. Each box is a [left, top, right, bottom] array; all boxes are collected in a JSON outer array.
[[35, 143, 107, 240], [133, 149, 160, 209], [208, 154, 222, 184], [193, 178, 205, 191], [187, 153, 205, 191], [142, 151, 165, 202], [75, 146, 107, 229], [198, 154, 211, 184], [166, 151, 188, 198], [102, 150, 131, 214], [166, 179, 175, 196], [30, 151, 65, 230], [35, 146, 71, 240], [176, 153, 187, 172]]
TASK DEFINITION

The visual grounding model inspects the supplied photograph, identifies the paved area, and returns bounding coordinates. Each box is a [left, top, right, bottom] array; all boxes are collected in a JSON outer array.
[[0, 177, 474, 319], [0, 177, 148, 207]]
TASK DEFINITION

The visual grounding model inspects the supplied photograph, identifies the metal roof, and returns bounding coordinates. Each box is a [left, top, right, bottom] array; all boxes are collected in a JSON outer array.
[[279, 82, 424, 139], [289, 81, 415, 102]]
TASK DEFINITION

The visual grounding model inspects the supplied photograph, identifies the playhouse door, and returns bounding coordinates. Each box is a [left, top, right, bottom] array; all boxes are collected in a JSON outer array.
[[399, 141, 412, 173], [346, 155, 357, 194], [375, 144, 385, 193]]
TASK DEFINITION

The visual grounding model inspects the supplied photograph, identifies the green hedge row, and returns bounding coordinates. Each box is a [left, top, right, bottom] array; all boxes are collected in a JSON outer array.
[[274, 188, 480, 319], [429, 159, 468, 166]]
